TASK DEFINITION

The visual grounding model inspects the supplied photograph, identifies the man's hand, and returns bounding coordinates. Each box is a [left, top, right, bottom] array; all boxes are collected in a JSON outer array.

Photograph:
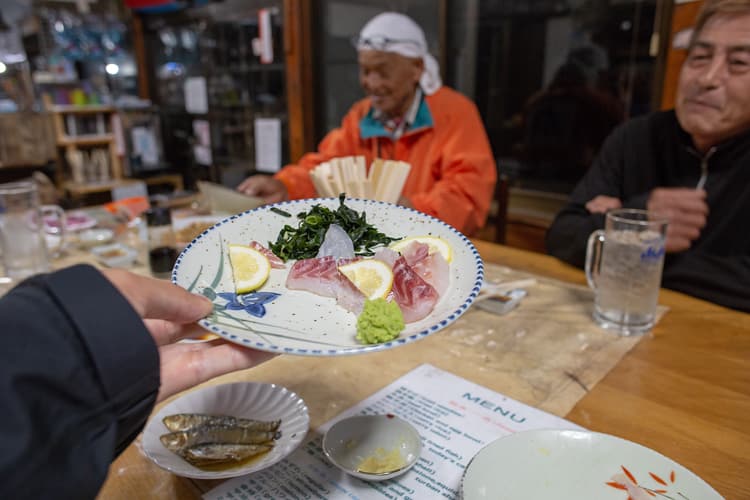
[[647, 188, 708, 252], [586, 195, 622, 214], [237, 175, 289, 204], [101, 270, 275, 402]]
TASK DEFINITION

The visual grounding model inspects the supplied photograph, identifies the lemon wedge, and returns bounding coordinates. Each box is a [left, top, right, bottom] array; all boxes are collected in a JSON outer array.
[[228, 244, 271, 294], [338, 259, 394, 300], [390, 236, 453, 262]]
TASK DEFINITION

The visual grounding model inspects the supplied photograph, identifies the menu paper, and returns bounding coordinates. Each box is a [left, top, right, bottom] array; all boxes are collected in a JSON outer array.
[[204, 364, 582, 500]]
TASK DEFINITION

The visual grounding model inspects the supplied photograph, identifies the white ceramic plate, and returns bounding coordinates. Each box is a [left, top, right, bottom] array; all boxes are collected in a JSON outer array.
[[141, 382, 309, 479], [171, 198, 484, 356], [90, 242, 138, 268], [78, 227, 115, 248], [44, 210, 97, 232], [173, 215, 225, 247], [461, 429, 722, 500]]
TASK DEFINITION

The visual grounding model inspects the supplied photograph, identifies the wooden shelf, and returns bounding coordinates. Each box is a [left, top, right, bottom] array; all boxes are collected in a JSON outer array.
[[64, 179, 137, 195], [44, 96, 125, 197], [59, 134, 114, 146], [48, 105, 116, 114]]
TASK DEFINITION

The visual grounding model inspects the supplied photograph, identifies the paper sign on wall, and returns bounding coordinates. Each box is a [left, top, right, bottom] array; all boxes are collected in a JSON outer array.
[[185, 77, 208, 114], [254, 118, 281, 173], [131, 127, 159, 167], [193, 119, 212, 166], [258, 8, 274, 63]]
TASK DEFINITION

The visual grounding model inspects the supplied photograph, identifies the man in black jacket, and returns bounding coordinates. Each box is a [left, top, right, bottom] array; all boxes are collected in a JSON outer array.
[[0, 266, 273, 499], [546, 0, 750, 313]]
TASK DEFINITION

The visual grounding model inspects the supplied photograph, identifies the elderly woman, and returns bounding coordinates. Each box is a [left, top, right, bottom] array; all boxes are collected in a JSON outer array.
[[238, 12, 496, 236]]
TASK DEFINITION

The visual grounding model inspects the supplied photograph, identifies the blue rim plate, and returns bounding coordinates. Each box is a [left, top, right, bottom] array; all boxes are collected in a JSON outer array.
[[172, 197, 484, 356]]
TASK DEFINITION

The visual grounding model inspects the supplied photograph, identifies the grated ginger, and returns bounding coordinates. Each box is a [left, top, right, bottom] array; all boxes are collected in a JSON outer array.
[[357, 447, 406, 474]]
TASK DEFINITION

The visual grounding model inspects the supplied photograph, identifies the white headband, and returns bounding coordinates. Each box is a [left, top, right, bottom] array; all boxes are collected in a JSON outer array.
[[356, 12, 442, 95]]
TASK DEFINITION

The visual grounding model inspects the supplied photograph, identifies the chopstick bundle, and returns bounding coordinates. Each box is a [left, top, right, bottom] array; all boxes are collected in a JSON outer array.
[[310, 156, 411, 204]]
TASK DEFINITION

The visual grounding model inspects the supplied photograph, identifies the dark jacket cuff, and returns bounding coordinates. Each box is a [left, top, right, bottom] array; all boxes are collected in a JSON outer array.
[[46, 265, 160, 452]]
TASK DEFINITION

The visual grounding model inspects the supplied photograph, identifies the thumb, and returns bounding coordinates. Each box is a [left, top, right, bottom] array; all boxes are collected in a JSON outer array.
[[102, 269, 213, 322]]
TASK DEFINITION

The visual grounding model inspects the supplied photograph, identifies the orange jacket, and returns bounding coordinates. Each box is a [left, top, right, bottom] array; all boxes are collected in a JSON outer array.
[[275, 87, 497, 236]]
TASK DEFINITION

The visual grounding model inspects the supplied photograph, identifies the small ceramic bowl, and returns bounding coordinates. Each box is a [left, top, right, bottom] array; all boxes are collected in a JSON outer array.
[[78, 228, 115, 248], [90, 242, 138, 268], [141, 382, 309, 479], [322, 414, 421, 481]]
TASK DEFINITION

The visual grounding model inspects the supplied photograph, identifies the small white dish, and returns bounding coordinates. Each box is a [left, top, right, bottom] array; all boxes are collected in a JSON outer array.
[[44, 210, 97, 232], [78, 228, 115, 248], [322, 414, 421, 481], [461, 429, 722, 499], [90, 242, 138, 268], [142, 382, 309, 479]]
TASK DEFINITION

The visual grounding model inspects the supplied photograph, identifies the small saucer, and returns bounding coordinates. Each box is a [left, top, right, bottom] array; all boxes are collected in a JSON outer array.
[[91, 242, 138, 268], [322, 414, 421, 481], [78, 228, 115, 248]]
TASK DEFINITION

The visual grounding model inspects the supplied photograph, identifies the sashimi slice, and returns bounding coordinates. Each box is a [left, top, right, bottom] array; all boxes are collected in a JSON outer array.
[[373, 247, 399, 267], [390, 256, 439, 323], [316, 224, 355, 260], [398, 241, 450, 297], [249, 241, 285, 269], [286, 256, 365, 313]]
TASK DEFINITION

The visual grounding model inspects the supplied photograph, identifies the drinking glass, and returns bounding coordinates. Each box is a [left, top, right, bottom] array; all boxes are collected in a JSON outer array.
[[585, 209, 668, 335], [0, 180, 66, 283]]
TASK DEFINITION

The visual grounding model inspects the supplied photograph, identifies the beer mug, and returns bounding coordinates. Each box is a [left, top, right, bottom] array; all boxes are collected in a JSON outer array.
[[0, 180, 66, 283], [585, 209, 668, 335]]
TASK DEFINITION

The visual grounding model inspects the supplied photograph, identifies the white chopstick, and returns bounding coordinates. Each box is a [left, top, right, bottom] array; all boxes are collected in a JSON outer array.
[[311, 156, 411, 201]]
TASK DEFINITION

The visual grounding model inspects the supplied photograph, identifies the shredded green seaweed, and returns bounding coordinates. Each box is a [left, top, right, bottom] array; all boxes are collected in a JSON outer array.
[[269, 194, 400, 261], [270, 207, 292, 217]]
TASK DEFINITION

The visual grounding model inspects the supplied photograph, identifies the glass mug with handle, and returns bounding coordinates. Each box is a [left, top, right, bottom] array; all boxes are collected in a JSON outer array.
[[0, 180, 66, 283], [585, 209, 668, 335]]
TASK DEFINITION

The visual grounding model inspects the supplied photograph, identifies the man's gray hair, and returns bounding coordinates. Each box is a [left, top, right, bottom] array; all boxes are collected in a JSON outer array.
[[691, 0, 750, 46]]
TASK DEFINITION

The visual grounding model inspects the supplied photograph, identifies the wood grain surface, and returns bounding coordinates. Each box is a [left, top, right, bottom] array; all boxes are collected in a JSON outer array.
[[95, 240, 749, 499]]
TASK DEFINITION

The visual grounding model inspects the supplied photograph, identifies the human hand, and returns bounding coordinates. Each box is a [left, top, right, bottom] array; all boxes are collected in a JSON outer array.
[[585, 195, 622, 214], [101, 270, 275, 402], [237, 175, 289, 204], [646, 188, 708, 252]]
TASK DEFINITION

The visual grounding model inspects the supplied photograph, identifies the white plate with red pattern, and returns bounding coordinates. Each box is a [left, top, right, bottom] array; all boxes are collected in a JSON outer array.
[[44, 210, 97, 232], [461, 429, 722, 499], [171, 197, 484, 356]]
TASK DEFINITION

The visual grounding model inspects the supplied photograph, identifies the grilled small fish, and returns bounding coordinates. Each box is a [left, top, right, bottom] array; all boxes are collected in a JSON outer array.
[[163, 413, 281, 433], [160, 425, 280, 453], [180, 443, 272, 467]]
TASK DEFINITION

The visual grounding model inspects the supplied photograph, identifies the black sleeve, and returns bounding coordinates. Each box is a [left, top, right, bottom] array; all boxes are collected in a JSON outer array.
[[0, 265, 160, 500], [545, 123, 650, 268], [662, 253, 750, 313]]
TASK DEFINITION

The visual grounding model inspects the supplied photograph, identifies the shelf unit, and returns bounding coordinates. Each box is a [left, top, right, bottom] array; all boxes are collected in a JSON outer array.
[[140, 4, 291, 186], [45, 100, 128, 200]]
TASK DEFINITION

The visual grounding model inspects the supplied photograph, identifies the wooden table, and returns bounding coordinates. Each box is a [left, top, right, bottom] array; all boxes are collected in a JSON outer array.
[[96, 240, 750, 499]]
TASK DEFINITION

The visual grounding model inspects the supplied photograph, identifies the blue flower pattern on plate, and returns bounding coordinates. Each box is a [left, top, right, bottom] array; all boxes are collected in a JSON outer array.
[[217, 292, 281, 318]]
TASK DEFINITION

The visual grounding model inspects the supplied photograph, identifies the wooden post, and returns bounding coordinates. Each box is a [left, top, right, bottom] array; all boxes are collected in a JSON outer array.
[[132, 14, 151, 101], [283, 0, 315, 163]]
